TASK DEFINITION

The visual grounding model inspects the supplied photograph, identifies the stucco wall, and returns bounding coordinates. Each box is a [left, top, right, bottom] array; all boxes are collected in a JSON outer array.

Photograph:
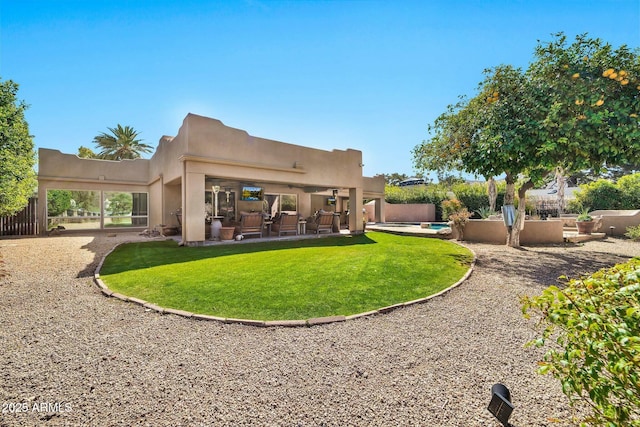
[[173, 114, 367, 189], [590, 210, 640, 236], [365, 202, 435, 223], [460, 219, 564, 244], [39, 149, 150, 184]]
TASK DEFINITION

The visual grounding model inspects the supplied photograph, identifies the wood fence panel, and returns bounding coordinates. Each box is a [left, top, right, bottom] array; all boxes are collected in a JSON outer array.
[[0, 198, 38, 236]]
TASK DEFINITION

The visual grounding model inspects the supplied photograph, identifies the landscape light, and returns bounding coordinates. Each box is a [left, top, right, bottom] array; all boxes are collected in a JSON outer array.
[[487, 383, 514, 427]]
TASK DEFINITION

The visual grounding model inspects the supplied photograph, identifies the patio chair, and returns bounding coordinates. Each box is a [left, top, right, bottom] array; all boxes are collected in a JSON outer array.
[[307, 211, 334, 234], [272, 213, 299, 236], [236, 212, 265, 238]]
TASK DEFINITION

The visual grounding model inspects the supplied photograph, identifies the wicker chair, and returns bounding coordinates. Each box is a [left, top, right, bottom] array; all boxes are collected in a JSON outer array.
[[272, 213, 299, 236]]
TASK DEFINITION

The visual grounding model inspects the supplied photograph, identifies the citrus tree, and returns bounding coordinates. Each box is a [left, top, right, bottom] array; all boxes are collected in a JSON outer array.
[[413, 33, 640, 246], [0, 79, 36, 217]]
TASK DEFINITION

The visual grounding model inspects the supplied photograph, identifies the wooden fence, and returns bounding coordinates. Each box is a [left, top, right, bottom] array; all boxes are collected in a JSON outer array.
[[0, 198, 38, 236]]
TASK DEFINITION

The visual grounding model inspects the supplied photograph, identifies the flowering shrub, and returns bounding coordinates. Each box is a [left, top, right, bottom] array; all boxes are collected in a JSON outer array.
[[522, 259, 640, 426], [441, 198, 465, 221], [442, 199, 472, 240], [448, 208, 472, 227]]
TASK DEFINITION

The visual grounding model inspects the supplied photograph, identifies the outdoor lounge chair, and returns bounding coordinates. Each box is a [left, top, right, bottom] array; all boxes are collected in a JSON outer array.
[[236, 212, 265, 238], [271, 213, 299, 236], [307, 211, 334, 234]]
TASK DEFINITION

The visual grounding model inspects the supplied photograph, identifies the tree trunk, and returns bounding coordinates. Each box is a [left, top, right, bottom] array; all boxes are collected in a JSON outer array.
[[504, 174, 515, 205], [556, 167, 565, 216], [506, 179, 534, 248], [487, 177, 497, 212]]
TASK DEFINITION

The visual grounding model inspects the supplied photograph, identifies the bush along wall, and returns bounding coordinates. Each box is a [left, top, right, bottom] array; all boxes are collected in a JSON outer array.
[[573, 173, 640, 211], [522, 258, 640, 426], [384, 184, 448, 220]]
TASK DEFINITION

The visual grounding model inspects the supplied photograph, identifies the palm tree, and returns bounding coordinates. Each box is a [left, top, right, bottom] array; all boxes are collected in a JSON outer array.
[[92, 124, 153, 160]]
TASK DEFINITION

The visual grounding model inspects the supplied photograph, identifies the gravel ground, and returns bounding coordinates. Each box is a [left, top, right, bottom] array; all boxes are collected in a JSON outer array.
[[0, 232, 638, 426]]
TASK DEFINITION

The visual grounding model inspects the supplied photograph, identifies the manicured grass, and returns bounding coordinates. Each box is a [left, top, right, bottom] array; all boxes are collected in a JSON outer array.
[[100, 232, 474, 321]]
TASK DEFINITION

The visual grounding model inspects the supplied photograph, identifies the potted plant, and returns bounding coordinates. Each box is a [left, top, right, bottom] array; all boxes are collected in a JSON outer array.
[[576, 207, 595, 235]]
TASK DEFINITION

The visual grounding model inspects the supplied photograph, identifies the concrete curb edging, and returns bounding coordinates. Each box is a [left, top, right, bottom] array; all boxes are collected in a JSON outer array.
[[93, 240, 476, 328]]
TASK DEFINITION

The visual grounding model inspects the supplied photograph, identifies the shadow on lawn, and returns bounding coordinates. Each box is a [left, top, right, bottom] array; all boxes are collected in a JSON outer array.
[[475, 241, 633, 288], [99, 233, 379, 275]]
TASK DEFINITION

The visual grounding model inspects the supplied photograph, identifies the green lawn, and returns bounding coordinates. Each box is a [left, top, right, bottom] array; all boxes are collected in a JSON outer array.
[[99, 231, 474, 321]]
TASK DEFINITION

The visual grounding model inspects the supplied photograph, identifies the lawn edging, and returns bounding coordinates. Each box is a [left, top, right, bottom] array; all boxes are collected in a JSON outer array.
[[94, 239, 477, 327]]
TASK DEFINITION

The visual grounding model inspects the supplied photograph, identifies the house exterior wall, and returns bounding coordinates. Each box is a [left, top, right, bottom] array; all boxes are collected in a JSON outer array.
[[37, 113, 385, 243]]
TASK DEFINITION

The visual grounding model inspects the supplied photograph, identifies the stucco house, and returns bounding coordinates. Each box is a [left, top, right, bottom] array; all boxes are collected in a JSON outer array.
[[38, 114, 385, 245]]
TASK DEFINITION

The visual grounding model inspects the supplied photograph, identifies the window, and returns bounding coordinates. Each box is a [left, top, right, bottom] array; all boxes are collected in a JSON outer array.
[[46, 190, 101, 230], [46, 190, 148, 231], [265, 193, 297, 216], [280, 194, 297, 214], [104, 192, 148, 228]]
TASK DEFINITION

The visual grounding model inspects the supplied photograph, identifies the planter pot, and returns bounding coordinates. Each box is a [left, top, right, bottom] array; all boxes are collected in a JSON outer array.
[[220, 226, 235, 241], [576, 220, 595, 235]]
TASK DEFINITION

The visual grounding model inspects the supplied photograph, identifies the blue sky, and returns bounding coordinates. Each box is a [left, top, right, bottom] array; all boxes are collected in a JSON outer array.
[[1, 0, 639, 179]]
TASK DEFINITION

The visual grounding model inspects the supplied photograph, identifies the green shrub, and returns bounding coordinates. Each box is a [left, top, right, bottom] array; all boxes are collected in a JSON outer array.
[[522, 259, 640, 426], [441, 198, 464, 221], [385, 184, 448, 220], [573, 179, 625, 211], [385, 181, 508, 221], [625, 225, 640, 241], [451, 182, 488, 217], [566, 198, 583, 214], [617, 173, 640, 209]]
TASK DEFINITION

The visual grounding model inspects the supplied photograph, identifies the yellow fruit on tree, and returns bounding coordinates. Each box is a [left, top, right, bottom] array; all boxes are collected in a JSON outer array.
[[595, 99, 604, 106], [493, 91, 499, 97], [572, 73, 580, 79], [609, 72, 618, 79], [578, 114, 587, 120], [603, 68, 615, 77], [630, 114, 638, 118], [619, 70, 627, 77], [575, 99, 584, 105]]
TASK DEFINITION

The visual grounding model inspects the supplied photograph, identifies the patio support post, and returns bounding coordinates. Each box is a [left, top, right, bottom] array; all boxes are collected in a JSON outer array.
[[376, 198, 385, 223], [348, 187, 364, 234], [182, 170, 206, 245]]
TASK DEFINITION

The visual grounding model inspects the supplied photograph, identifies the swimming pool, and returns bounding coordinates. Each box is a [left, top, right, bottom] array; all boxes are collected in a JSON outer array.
[[421, 222, 451, 230], [380, 222, 451, 230]]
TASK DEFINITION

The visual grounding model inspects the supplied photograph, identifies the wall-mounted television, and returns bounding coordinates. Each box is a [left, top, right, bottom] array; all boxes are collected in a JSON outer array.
[[241, 186, 264, 201]]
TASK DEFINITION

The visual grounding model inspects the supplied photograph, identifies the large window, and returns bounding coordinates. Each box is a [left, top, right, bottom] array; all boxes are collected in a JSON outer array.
[[46, 190, 148, 230], [104, 192, 148, 228], [47, 190, 101, 230], [265, 193, 298, 217]]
